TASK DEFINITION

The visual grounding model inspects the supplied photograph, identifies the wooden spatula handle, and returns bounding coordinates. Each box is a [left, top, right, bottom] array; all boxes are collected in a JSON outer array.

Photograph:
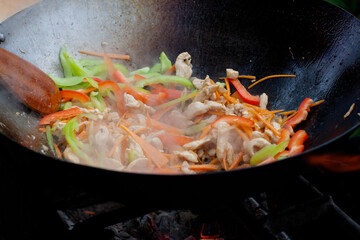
[[0, 48, 60, 114]]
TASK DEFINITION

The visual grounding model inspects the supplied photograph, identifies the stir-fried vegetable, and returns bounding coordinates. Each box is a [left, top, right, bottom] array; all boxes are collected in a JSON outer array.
[[39, 47, 322, 174]]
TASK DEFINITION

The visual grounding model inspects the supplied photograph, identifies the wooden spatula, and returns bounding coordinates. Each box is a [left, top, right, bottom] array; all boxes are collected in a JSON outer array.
[[0, 48, 60, 114]]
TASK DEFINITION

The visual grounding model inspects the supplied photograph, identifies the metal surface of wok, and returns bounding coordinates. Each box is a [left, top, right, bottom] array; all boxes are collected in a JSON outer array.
[[0, 0, 359, 205]]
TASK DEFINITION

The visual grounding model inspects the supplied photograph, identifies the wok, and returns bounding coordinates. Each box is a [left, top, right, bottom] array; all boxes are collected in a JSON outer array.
[[0, 0, 359, 206]]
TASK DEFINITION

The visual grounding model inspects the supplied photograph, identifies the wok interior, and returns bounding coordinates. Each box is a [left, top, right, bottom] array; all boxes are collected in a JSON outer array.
[[0, 0, 359, 154]]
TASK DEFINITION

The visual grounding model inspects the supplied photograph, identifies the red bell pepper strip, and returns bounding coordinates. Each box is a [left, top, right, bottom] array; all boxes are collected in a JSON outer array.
[[211, 115, 254, 128], [228, 78, 260, 105], [151, 87, 182, 99], [103, 53, 129, 84], [277, 129, 290, 144], [91, 77, 104, 83], [98, 81, 125, 115], [285, 98, 313, 131], [288, 129, 308, 156], [122, 85, 167, 106], [39, 107, 82, 125], [133, 74, 147, 81], [60, 90, 90, 103], [158, 133, 194, 146]]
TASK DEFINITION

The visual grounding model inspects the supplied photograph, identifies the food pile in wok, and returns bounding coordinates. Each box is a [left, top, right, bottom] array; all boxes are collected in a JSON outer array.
[[39, 47, 322, 174]]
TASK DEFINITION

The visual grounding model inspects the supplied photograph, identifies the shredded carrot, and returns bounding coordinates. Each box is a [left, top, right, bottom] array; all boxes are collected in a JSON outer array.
[[209, 79, 221, 100], [240, 125, 253, 138], [311, 99, 325, 107], [149, 118, 184, 135], [229, 152, 244, 170], [120, 125, 169, 167], [222, 150, 228, 171], [281, 111, 298, 126], [208, 158, 219, 165], [248, 74, 296, 89], [188, 164, 221, 171], [248, 109, 281, 136], [225, 78, 231, 95], [238, 75, 256, 80], [243, 103, 273, 115], [164, 64, 176, 75], [199, 125, 212, 139], [223, 93, 238, 104], [108, 127, 146, 158], [207, 110, 226, 116], [108, 135, 127, 158], [78, 50, 130, 60], [280, 110, 296, 116], [151, 102, 179, 121], [235, 128, 250, 142], [54, 143, 62, 159]]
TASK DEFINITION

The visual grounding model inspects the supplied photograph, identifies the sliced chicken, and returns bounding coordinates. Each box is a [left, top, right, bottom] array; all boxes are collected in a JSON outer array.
[[226, 68, 239, 79], [174, 150, 199, 163], [193, 84, 219, 102], [175, 52, 193, 79], [184, 101, 226, 119]]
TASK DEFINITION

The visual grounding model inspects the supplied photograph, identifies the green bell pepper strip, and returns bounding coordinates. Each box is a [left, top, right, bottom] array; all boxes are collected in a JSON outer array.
[[128, 149, 138, 163], [88, 63, 128, 77], [63, 118, 92, 164], [129, 67, 150, 76], [85, 77, 99, 89], [160, 51, 172, 73], [51, 76, 85, 87], [90, 92, 106, 112], [149, 63, 162, 73], [134, 75, 195, 89], [60, 46, 91, 76], [250, 140, 289, 166], [60, 46, 73, 78], [157, 90, 198, 109], [79, 59, 105, 67], [62, 102, 73, 110], [45, 125, 55, 154]]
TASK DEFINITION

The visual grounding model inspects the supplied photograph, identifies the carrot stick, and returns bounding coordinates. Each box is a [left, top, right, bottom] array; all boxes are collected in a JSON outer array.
[[78, 50, 130, 60], [229, 152, 244, 170], [120, 125, 169, 167], [248, 109, 281, 136], [248, 74, 296, 89]]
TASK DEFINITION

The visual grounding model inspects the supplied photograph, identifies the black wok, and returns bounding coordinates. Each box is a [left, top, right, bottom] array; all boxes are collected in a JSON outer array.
[[0, 0, 359, 207]]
